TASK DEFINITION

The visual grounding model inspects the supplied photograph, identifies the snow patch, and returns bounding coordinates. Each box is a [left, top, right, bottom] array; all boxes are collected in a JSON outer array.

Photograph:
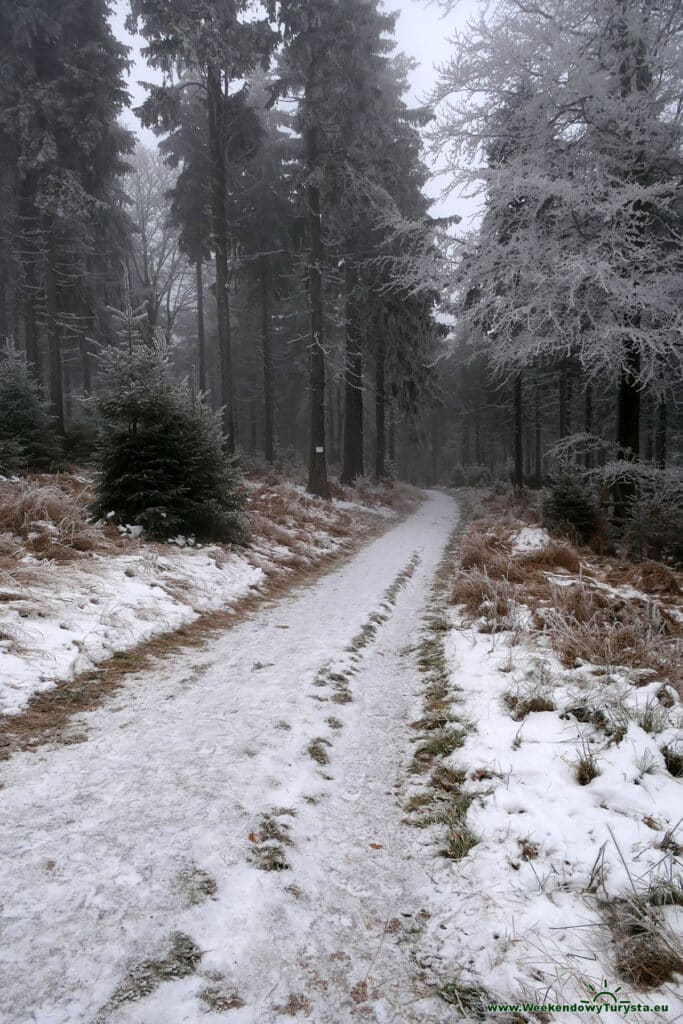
[[0, 547, 264, 715], [510, 525, 552, 553]]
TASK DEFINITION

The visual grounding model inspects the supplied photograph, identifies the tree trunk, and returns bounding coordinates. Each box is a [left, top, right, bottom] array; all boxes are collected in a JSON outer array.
[[207, 64, 235, 451], [340, 256, 363, 484], [559, 361, 568, 438], [0, 277, 8, 342], [45, 233, 65, 434], [250, 396, 257, 453], [195, 260, 206, 395], [79, 333, 91, 394], [336, 382, 343, 464], [654, 396, 666, 470], [534, 381, 542, 488], [305, 124, 330, 499], [327, 384, 336, 465], [431, 408, 439, 486], [388, 404, 396, 469], [513, 371, 523, 489], [259, 252, 275, 464], [614, 346, 641, 525], [565, 365, 572, 436], [461, 413, 469, 467], [584, 383, 593, 470], [374, 331, 385, 480], [23, 260, 42, 386]]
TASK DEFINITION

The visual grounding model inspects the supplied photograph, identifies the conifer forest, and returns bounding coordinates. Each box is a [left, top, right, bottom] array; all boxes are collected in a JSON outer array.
[[0, 2, 682, 1022], [0, 0, 678, 510]]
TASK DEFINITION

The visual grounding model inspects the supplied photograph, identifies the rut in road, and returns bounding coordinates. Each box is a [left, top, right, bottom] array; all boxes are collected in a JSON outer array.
[[0, 492, 457, 1024]]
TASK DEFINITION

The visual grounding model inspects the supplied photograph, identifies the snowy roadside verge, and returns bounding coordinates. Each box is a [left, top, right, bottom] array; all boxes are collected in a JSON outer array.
[[0, 472, 417, 718], [404, 494, 683, 1021]]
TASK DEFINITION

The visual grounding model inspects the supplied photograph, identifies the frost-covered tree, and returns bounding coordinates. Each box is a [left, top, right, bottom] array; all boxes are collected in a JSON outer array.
[[433, 0, 683, 498], [126, 145, 195, 346]]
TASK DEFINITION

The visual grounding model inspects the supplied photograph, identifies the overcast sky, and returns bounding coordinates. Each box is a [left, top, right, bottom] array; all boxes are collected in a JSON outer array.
[[110, 0, 481, 224]]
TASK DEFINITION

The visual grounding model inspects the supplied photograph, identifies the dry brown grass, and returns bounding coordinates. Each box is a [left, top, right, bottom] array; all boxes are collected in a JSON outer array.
[[247, 482, 375, 554], [0, 476, 110, 559], [456, 522, 580, 587], [450, 569, 514, 622], [458, 525, 525, 582], [552, 613, 669, 671], [350, 476, 421, 513], [544, 596, 681, 688], [517, 540, 580, 574], [604, 559, 682, 598], [546, 580, 613, 624], [450, 511, 683, 695], [603, 897, 683, 989], [629, 562, 681, 596], [503, 691, 556, 720]]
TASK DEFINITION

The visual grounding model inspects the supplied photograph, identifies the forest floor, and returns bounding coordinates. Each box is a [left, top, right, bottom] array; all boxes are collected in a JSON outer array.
[[1, 487, 681, 1024]]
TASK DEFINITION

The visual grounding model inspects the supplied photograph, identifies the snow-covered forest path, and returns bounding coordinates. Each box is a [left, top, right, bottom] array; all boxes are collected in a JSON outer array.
[[1, 493, 457, 1024]]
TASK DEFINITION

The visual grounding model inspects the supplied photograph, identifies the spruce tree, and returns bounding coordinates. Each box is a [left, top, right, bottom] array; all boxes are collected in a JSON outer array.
[[0, 340, 61, 475], [128, 0, 278, 451], [2, 0, 133, 431], [279, 0, 405, 494], [93, 295, 247, 542]]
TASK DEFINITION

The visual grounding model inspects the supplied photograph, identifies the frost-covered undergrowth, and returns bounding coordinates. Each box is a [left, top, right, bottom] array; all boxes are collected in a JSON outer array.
[[0, 473, 414, 716], [407, 503, 683, 1020]]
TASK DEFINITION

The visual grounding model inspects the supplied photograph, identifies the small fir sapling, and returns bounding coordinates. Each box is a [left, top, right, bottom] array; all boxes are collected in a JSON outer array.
[[0, 339, 61, 475], [92, 281, 248, 542]]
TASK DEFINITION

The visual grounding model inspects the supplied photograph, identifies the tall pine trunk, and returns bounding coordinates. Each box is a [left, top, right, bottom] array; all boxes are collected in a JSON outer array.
[[584, 383, 593, 469], [461, 414, 470, 467], [20, 187, 42, 385], [305, 124, 330, 498], [260, 252, 274, 464], [559, 360, 568, 438], [23, 261, 42, 386], [388, 405, 396, 469], [195, 260, 206, 395], [655, 397, 666, 469], [534, 381, 542, 487], [431, 408, 439, 486], [614, 345, 640, 525], [374, 331, 385, 480], [45, 231, 64, 434], [513, 372, 523, 489], [207, 64, 235, 452], [79, 333, 91, 394], [340, 256, 363, 484]]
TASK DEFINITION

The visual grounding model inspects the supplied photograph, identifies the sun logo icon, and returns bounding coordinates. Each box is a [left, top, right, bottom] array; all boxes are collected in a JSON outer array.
[[581, 980, 624, 1006]]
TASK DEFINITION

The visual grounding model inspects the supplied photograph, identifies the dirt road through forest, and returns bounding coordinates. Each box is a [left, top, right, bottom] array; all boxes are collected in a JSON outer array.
[[1, 492, 457, 1024]]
